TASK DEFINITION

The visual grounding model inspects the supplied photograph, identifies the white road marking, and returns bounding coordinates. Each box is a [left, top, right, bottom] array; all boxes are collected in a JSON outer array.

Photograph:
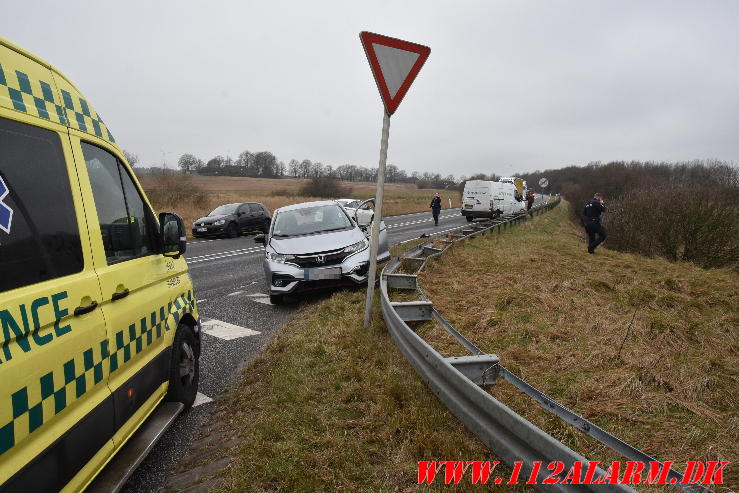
[[189, 238, 221, 244], [381, 208, 457, 220], [188, 246, 262, 260], [246, 293, 274, 305], [192, 392, 214, 407], [201, 319, 261, 340], [386, 212, 460, 230], [186, 211, 460, 264], [187, 246, 265, 264], [226, 290, 244, 297]]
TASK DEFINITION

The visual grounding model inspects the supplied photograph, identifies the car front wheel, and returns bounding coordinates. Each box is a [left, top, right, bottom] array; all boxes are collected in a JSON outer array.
[[226, 222, 239, 238], [269, 294, 283, 305]]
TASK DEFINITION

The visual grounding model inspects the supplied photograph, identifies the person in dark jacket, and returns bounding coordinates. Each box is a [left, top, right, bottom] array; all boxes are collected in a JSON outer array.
[[526, 191, 535, 210], [583, 193, 607, 254], [430, 193, 442, 226]]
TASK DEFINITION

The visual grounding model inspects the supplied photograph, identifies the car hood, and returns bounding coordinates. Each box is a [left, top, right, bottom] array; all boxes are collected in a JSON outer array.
[[194, 214, 231, 224], [268, 228, 366, 255]]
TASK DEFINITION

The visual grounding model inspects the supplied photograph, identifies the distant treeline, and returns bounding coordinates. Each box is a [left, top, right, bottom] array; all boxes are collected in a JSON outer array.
[[162, 151, 458, 187], [518, 160, 739, 269]]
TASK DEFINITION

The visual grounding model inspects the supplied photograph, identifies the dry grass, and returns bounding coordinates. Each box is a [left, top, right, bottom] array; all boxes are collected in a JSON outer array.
[[137, 174, 458, 237], [419, 202, 739, 490], [212, 289, 533, 492]]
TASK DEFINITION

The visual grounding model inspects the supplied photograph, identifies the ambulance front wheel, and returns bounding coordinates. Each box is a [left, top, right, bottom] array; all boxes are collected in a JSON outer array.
[[166, 325, 200, 408]]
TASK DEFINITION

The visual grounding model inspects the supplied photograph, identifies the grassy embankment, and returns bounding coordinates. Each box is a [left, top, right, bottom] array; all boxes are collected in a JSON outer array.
[[209, 291, 527, 492], [417, 202, 738, 490], [180, 201, 736, 491], [138, 174, 456, 235]]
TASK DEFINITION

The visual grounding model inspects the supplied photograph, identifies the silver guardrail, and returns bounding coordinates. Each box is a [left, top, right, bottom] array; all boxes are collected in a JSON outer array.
[[380, 198, 708, 492]]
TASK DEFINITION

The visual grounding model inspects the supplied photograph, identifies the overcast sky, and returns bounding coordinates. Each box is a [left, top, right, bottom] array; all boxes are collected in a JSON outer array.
[[4, 1, 738, 177]]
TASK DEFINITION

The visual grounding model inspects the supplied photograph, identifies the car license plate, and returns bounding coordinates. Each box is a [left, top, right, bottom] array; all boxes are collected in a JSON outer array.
[[304, 267, 341, 280], [197, 227, 207, 232], [464, 204, 473, 209]]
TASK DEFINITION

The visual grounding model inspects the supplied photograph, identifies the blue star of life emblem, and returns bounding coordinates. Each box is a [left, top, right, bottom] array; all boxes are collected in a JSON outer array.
[[0, 175, 13, 234]]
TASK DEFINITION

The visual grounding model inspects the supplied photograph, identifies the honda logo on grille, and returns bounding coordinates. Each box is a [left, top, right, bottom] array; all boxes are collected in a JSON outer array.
[[316, 254, 325, 264]]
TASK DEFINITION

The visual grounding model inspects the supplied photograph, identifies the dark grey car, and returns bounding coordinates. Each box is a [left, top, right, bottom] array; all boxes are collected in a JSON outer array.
[[192, 202, 271, 238]]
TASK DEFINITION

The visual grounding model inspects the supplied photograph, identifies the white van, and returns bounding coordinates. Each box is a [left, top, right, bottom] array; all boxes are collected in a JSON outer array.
[[500, 176, 527, 202], [461, 180, 526, 221]]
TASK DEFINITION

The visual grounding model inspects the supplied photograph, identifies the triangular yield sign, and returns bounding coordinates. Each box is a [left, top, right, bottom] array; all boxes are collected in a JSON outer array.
[[360, 32, 430, 115]]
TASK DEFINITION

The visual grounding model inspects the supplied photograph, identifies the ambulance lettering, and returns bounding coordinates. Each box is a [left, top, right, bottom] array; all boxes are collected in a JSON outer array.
[[0, 291, 72, 363], [0, 174, 13, 234]]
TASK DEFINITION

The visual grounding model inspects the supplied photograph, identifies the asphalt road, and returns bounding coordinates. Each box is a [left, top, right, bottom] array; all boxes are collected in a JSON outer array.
[[123, 198, 551, 491], [121, 207, 468, 492]]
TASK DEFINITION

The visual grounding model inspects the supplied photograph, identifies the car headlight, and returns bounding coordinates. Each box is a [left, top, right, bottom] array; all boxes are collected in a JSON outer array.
[[342, 240, 368, 254], [213, 219, 226, 225], [267, 252, 296, 263]]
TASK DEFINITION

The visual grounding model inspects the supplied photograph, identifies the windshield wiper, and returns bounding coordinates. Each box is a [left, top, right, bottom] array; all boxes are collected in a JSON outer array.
[[319, 227, 349, 233]]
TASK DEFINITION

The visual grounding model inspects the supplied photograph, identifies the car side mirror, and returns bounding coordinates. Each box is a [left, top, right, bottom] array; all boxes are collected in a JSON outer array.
[[254, 234, 265, 244], [160, 212, 186, 258]]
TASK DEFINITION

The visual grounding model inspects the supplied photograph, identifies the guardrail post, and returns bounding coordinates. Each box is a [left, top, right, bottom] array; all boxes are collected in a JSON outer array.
[[445, 355, 500, 385], [390, 301, 434, 321], [422, 246, 443, 257], [385, 274, 418, 290], [400, 257, 425, 272]]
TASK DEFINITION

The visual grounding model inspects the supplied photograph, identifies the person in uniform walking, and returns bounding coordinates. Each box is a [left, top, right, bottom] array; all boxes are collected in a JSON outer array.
[[583, 193, 607, 254], [430, 192, 442, 226]]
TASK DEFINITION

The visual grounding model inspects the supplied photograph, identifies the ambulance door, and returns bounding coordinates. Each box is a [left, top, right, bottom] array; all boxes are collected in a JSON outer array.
[[69, 133, 177, 444], [0, 115, 112, 491]]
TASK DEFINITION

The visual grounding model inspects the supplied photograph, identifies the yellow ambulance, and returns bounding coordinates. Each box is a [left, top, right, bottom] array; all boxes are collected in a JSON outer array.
[[0, 37, 201, 491]]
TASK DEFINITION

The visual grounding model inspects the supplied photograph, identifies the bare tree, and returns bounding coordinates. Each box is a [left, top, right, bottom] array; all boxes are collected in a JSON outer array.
[[123, 149, 139, 167], [177, 153, 203, 174]]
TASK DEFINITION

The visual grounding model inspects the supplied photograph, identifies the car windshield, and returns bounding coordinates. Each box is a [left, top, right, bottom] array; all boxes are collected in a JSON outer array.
[[272, 205, 352, 237], [208, 203, 240, 216]]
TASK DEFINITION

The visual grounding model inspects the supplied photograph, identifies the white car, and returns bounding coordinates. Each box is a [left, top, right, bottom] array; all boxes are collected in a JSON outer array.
[[336, 198, 374, 227], [255, 200, 389, 303]]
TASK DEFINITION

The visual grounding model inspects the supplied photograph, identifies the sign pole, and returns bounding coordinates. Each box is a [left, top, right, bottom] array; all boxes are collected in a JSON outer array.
[[363, 109, 391, 328], [359, 31, 429, 328]]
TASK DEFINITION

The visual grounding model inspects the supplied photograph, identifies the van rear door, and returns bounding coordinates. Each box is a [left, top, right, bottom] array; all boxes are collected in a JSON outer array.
[[462, 181, 493, 214]]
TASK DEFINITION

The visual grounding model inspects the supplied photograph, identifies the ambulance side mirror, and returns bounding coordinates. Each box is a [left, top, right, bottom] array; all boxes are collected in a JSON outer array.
[[160, 212, 187, 258]]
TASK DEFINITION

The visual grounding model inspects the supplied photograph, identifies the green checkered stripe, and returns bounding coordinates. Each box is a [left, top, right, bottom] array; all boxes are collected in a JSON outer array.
[[59, 88, 115, 143], [0, 63, 68, 125], [0, 63, 115, 144], [0, 291, 195, 457]]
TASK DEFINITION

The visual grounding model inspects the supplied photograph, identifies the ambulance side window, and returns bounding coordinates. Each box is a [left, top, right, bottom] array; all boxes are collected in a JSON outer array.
[[0, 117, 84, 293], [81, 142, 156, 264]]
